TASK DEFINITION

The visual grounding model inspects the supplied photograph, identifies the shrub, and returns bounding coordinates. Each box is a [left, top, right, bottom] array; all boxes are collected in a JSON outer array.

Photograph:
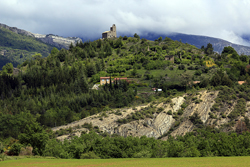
[[189, 112, 203, 126], [115, 110, 122, 115], [178, 64, 185, 70], [192, 97, 198, 101], [165, 98, 172, 103], [195, 99, 202, 104], [0, 142, 4, 154], [0, 153, 6, 161], [80, 152, 100, 159], [9, 143, 22, 156], [209, 113, 217, 119], [133, 150, 151, 158], [177, 109, 184, 115], [157, 107, 164, 113], [174, 121, 180, 127], [123, 36, 128, 40], [222, 114, 226, 118], [19, 146, 33, 156], [188, 66, 194, 70], [195, 70, 202, 76], [181, 103, 188, 109], [167, 110, 172, 115]]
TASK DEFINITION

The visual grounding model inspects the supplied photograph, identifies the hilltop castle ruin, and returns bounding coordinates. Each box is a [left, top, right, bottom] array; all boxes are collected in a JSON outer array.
[[102, 24, 116, 39]]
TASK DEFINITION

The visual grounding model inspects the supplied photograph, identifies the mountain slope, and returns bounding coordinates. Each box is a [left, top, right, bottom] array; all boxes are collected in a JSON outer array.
[[0, 23, 82, 50], [167, 33, 250, 55], [137, 32, 250, 55], [34, 34, 82, 49], [0, 25, 57, 68], [0, 23, 82, 68], [52, 89, 250, 141]]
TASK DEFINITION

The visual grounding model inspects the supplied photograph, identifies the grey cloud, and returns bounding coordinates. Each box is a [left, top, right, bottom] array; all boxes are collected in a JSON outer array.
[[0, 0, 250, 45]]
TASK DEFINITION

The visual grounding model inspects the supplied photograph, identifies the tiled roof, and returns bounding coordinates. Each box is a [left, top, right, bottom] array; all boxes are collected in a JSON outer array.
[[238, 81, 246, 85], [193, 81, 201, 84], [100, 77, 110, 80]]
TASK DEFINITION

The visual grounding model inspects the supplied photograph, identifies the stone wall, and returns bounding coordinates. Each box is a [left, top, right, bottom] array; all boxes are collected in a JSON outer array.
[[102, 24, 116, 39]]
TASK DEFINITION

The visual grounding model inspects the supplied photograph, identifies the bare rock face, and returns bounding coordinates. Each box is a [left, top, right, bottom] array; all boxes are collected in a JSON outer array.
[[0, 23, 34, 37], [34, 34, 82, 49], [52, 96, 186, 140], [0, 23, 82, 49], [53, 90, 250, 141], [165, 120, 195, 140]]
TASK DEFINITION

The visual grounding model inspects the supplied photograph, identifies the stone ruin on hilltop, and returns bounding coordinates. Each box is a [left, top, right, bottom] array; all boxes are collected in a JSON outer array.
[[102, 24, 116, 39]]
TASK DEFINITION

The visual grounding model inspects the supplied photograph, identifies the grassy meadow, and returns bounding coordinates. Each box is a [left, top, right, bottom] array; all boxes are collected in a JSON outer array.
[[1, 157, 250, 167]]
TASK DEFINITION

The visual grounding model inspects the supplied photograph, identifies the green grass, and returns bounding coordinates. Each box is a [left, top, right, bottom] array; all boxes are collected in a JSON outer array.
[[1, 157, 250, 167]]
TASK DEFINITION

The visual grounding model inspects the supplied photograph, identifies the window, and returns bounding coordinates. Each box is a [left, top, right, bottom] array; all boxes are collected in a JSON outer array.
[[102, 79, 105, 82], [106, 79, 109, 82]]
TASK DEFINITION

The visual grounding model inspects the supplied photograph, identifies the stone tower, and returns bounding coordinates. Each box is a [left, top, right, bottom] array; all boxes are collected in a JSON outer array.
[[110, 24, 116, 38], [102, 24, 117, 39]]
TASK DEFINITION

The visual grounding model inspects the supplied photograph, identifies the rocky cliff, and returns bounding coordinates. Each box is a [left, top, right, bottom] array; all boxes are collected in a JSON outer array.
[[52, 90, 250, 141], [53, 90, 250, 141], [33, 34, 82, 49], [0, 23, 34, 37], [0, 23, 82, 49]]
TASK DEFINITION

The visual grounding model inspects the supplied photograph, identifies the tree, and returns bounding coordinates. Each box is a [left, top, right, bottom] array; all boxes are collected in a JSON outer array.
[[19, 122, 49, 155], [2, 63, 13, 74], [222, 46, 239, 60], [69, 42, 74, 51], [181, 73, 192, 92], [205, 43, 213, 55], [32, 53, 42, 60], [158, 36, 162, 42], [134, 33, 140, 39], [57, 49, 67, 62], [86, 62, 97, 77], [51, 47, 59, 55]]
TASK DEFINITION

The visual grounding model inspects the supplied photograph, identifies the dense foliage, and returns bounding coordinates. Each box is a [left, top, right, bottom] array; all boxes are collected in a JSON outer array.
[[17, 128, 250, 158], [1, 35, 250, 158]]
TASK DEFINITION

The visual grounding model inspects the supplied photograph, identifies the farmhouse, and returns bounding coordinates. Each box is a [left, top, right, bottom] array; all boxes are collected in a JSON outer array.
[[100, 77, 111, 85], [238, 81, 246, 85], [100, 77, 129, 85]]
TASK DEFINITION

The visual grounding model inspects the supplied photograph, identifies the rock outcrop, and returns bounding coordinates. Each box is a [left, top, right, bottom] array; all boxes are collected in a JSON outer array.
[[0, 23, 34, 37], [52, 90, 250, 141], [0, 23, 82, 49], [33, 34, 82, 49]]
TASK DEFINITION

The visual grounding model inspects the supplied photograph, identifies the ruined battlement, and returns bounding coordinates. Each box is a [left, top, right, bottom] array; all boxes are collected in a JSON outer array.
[[102, 24, 116, 39]]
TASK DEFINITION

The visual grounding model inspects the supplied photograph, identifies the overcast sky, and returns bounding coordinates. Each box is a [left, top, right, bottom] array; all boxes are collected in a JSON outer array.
[[1, 0, 250, 45]]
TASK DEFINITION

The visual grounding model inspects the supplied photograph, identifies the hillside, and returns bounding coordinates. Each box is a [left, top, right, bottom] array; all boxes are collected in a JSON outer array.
[[52, 88, 250, 141], [139, 32, 250, 55], [0, 23, 82, 68], [1, 35, 250, 157], [167, 33, 250, 55], [34, 34, 82, 49], [0, 25, 55, 68], [0, 23, 82, 49]]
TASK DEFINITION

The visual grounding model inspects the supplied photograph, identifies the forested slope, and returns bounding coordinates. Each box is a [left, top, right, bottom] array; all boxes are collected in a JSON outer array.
[[1, 35, 250, 158], [0, 26, 55, 68]]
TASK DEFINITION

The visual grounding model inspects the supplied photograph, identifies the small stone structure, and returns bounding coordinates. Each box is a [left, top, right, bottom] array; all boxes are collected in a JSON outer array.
[[100, 77, 129, 85], [0, 50, 7, 56], [102, 24, 116, 39], [165, 55, 174, 61]]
